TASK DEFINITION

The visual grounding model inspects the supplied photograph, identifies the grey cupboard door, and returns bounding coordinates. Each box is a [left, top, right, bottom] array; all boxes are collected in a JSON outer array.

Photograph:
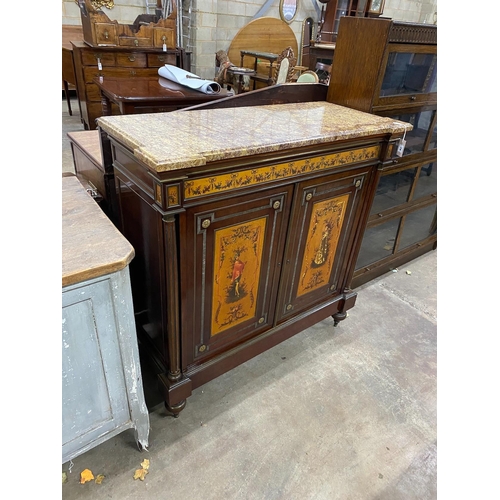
[[62, 276, 131, 461]]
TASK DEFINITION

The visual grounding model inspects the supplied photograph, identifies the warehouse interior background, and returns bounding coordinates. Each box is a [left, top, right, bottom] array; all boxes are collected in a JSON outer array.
[[2, 2, 498, 498]]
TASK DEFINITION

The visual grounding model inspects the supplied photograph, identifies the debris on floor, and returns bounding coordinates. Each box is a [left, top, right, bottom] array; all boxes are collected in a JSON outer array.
[[80, 469, 94, 484], [134, 459, 150, 481]]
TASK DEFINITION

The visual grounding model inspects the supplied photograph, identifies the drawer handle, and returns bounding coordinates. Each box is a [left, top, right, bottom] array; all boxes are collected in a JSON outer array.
[[158, 56, 166, 62], [104, 30, 109, 39], [130, 70, 136, 76], [134, 40, 139, 47], [128, 55, 135, 62], [410, 95, 416, 101], [86, 182, 98, 198]]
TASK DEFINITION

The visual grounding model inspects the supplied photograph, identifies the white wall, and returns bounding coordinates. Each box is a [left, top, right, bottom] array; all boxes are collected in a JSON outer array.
[[62, 0, 437, 78], [384, 0, 437, 24], [63, 1, 147, 25]]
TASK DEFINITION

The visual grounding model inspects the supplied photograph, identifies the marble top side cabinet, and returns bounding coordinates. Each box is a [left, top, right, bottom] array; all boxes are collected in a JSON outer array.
[[96, 102, 408, 417], [62, 176, 149, 464]]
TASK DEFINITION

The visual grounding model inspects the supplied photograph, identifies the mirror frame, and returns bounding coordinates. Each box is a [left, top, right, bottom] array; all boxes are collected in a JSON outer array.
[[279, 0, 299, 24], [368, 0, 385, 15]]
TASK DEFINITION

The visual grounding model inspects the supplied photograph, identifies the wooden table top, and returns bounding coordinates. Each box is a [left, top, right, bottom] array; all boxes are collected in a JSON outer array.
[[62, 176, 134, 287], [240, 50, 279, 61], [93, 76, 230, 104], [67, 130, 102, 168]]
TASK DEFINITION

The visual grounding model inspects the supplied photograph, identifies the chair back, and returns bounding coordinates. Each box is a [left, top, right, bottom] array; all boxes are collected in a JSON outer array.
[[297, 70, 319, 83], [272, 46, 297, 85]]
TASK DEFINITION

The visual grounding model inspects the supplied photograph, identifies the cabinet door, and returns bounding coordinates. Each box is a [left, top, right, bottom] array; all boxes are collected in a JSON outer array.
[[276, 167, 372, 322], [62, 277, 131, 461], [180, 185, 293, 367], [373, 44, 437, 110]]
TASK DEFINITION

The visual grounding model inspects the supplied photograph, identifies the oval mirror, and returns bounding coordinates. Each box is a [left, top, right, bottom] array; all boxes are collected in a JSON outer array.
[[279, 0, 299, 24]]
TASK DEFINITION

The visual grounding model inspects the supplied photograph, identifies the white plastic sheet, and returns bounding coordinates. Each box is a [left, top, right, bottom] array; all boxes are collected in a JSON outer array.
[[158, 65, 221, 94]]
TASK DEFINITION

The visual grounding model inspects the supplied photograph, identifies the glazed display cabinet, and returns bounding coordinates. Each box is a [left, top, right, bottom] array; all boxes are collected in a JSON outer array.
[[327, 17, 437, 287]]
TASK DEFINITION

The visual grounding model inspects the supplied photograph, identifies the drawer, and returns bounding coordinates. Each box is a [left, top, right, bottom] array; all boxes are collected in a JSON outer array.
[[147, 52, 176, 67], [87, 101, 106, 123], [153, 28, 175, 50], [81, 51, 115, 67], [83, 66, 158, 83], [86, 83, 101, 102], [71, 151, 106, 200], [116, 52, 148, 67], [95, 23, 118, 46], [118, 37, 152, 48], [373, 92, 437, 112]]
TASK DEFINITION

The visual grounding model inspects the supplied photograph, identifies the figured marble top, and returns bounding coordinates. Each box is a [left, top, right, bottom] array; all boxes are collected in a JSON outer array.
[[97, 101, 411, 173], [62, 175, 134, 287]]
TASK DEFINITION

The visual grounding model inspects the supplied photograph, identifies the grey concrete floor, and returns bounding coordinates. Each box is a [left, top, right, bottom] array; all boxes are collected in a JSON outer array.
[[61, 95, 437, 499]]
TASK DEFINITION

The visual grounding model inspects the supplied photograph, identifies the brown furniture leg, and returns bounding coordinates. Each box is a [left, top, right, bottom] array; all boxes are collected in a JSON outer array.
[[63, 80, 72, 116]]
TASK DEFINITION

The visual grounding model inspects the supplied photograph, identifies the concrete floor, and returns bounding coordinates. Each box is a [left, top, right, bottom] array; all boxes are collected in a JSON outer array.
[[61, 96, 437, 499]]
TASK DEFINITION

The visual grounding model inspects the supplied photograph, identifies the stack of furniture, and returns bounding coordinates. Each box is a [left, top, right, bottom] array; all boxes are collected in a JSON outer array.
[[62, 175, 149, 463], [316, 0, 386, 44], [327, 17, 437, 286], [227, 17, 299, 91], [309, 0, 386, 77], [77, 0, 176, 49]]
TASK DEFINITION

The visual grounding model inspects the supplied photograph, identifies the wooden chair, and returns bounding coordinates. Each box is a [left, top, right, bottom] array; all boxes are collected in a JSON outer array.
[[315, 61, 332, 84], [215, 50, 255, 93], [272, 46, 297, 85], [297, 70, 320, 83]]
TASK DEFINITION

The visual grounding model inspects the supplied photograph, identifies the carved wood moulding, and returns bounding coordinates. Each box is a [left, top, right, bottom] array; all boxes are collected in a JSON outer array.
[[389, 22, 437, 45]]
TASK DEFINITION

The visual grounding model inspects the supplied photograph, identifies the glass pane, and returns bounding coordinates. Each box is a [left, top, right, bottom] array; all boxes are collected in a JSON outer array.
[[370, 168, 416, 214], [391, 110, 434, 155], [333, 0, 349, 34], [412, 163, 436, 200], [356, 218, 401, 269], [399, 205, 437, 250], [356, 0, 368, 16], [380, 52, 437, 97]]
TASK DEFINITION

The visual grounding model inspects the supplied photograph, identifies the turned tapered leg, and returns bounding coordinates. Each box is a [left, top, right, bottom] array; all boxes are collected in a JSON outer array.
[[165, 400, 187, 418], [332, 310, 347, 327]]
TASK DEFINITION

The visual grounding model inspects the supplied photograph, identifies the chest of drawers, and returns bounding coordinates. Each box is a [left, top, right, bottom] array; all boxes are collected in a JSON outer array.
[[71, 41, 188, 129]]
